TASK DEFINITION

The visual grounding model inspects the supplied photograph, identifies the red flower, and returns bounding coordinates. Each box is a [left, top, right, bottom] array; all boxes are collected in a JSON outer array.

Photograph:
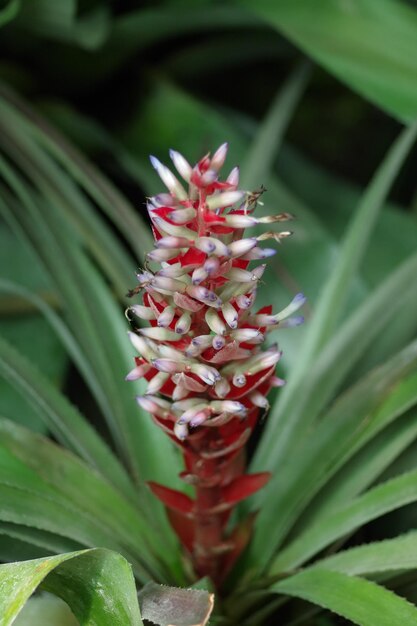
[[126, 144, 305, 584]]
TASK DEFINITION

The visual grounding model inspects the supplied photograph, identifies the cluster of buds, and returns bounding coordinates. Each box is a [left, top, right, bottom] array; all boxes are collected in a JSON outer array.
[[126, 144, 305, 584]]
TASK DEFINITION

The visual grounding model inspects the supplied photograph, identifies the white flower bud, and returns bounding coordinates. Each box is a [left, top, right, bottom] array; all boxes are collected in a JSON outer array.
[[241, 247, 277, 260], [147, 247, 182, 262], [167, 207, 196, 224], [157, 306, 175, 327], [251, 264, 266, 280], [169, 149, 193, 182], [156, 236, 192, 249], [190, 364, 221, 385], [178, 403, 209, 424], [205, 308, 227, 335], [223, 214, 257, 228], [210, 400, 246, 415], [186, 285, 222, 308], [201, 169, 218, 186], [152, 217, 197, 240], [206, 191, 245, 210], [195, 237, 230, 257], [192, 267, 208, 285], [149, 155, 188, 200], [214, 377, 231, 398], [158, 263, 187, 278], [222, 302, 238, 328], [249, 391, 269, 409], [226, 267, 256, 282], [226, 166, 239, 188], [236, 294, 253, 309], [128, 305, 156, 320], [228, 238, 257, 258], [151, 275, 187, 293], [210, 142, 228, 171], [125, 363, 151, 381], [231, 328, 263, 342], [174, 421, 189, 440], [175, 312, 191, 334], [191, 334, 213, 348], [140, 327, 179, 341], [275, 293, 306, 322], [147, 372, 169, 394], [151, 358, 187, 374], [128, 332, 157, 360]]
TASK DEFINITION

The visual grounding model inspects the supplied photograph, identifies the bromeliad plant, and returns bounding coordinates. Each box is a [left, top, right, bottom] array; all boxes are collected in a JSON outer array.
[[125, 145, 305, 584], [1, 80, 417, 626]]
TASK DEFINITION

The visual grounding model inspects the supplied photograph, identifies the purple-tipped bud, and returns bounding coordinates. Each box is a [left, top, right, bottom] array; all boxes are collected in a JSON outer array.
[[222, 302, 238, 328], [236, 294, 253, 309], [275, 293, 307, 322], [191, 364, 221, 385], [157, 306, 175, 327], [231, 328, 263, 342], [211, 400, 246, 415], [226, 267, 255, 283], [152, 358, 187, 374], [271, 376, 286, 387], [212, 335, 226, 350], [175, 312, 191, 334], [169, 149, 193, 182], [191, 334, 213, 348], [151, 275, 187, 294], [201, 169, 218, 186], [233, 373, 247, 388], [204, 256, 220, 275], [158, 264, 187, 278], [279, 315, 305, 328], [192, 267, 208, 285], [195, 237, 230, 257]]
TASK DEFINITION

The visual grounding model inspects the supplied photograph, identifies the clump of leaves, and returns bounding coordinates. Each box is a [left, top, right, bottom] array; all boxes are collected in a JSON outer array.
[[1, 70, 417, 626]]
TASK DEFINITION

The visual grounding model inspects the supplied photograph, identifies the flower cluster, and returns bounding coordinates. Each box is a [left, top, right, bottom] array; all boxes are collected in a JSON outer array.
[[126, 144, 305, 584]]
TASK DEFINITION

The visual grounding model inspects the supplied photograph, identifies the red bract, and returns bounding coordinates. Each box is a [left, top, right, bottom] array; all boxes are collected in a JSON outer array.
[[126, 144, 305, 585]]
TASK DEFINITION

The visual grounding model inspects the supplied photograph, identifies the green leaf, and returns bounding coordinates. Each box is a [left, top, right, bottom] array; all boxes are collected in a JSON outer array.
[[314, 531, 417, 577], [0, 548, 143, 626], [248, 336, 417, 572], [240, 0, 417, 122], [0, 417, 171, 581], [271, 468, 417, 574], [0, 334, 134, 502], [274, 569, 417, 626], [241, 61, 310, 189], [0, 0, 20, 27], [252, 120, 417, 476]]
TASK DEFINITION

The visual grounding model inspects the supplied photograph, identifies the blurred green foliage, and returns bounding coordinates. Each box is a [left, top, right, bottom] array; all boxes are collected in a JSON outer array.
[[1, 1, 417, 625]]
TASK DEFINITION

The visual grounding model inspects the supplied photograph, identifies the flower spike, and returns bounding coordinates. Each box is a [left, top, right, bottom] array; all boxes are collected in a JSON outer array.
[[126, 145, 305, 585]]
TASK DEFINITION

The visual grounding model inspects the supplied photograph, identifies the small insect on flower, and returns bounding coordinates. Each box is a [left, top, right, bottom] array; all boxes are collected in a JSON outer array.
[[125, 144, 305, 585]]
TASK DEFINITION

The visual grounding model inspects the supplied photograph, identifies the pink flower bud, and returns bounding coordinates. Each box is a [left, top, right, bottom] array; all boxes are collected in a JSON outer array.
[[167, 207, 196, 224], [152, 358, 187, 374], [147, 372, 169, 394], [228, 238, 257, 258], [125, 363, 151, 381], [226, 166, 239, 188]]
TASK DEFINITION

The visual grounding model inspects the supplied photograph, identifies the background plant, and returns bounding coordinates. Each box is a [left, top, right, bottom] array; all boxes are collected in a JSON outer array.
[[0, 1, 417, 625]]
